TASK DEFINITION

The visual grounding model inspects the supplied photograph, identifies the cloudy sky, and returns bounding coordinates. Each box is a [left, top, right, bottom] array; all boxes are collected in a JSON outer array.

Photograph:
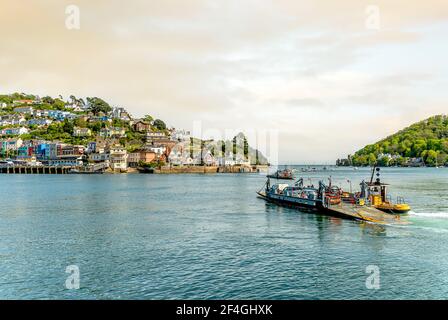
[[1, 0, 448, 163]]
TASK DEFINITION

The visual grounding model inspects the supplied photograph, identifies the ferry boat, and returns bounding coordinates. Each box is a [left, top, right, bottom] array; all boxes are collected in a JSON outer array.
[[257, 177, 341, 211], [257, 176, 409, 225], [267, 168, 294, 180]]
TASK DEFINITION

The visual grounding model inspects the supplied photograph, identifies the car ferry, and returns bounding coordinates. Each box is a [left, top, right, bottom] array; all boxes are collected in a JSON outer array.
[[257, 176, 410, 225]]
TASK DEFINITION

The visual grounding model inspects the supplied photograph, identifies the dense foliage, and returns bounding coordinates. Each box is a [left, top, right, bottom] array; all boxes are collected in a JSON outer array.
[[348, 115, 448, 166]]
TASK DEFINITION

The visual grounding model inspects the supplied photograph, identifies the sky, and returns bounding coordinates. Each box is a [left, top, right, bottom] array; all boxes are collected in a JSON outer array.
[[1, 0, 448, 164]]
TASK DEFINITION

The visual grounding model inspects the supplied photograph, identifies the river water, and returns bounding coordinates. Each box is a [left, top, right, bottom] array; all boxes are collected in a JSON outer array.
[[1, 167, 447, 299]]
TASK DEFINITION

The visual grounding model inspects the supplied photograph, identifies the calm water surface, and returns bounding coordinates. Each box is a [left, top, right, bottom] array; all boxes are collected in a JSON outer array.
[[1, 167, 448, 299]]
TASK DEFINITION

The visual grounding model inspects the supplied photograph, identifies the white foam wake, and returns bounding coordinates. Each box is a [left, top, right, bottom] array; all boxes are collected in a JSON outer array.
[[408, 211, 448, 219]]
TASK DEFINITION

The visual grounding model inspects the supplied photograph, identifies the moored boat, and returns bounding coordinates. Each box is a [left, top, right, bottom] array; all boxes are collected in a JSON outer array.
[[267, 168, 294, 180]]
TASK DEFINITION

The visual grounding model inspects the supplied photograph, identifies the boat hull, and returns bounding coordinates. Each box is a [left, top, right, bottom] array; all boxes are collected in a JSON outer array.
[[257, 191, 322, 212], [375, 207, 410, 214], [266, 175, 294, 180]]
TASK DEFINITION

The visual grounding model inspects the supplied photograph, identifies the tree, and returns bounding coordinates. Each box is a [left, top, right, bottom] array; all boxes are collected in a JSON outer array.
[[143, 115, 153, 123], [153, 119, 166, 131], [62, 119, 74, 134], [87, 97, 112, 115], [425, 150, 438, 166]]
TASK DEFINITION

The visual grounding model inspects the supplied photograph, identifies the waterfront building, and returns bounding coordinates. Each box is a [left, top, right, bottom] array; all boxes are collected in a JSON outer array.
[[89, 152, 110, 165], [0, 138, 23, 154], [109, 145, 128, 171], [128, 149, 157, 167], [47, 144, 84, 166]]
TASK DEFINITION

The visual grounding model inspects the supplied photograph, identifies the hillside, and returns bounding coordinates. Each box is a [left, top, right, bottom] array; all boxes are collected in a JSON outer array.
[[1, 92, 268, 166], [337, 115, 448, 167]]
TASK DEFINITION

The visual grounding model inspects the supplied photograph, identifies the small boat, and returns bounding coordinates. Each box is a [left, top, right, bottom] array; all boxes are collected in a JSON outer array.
[[267, 169, 294, 180], [364, 166, 411, 214], [137, 167, 155, 174]]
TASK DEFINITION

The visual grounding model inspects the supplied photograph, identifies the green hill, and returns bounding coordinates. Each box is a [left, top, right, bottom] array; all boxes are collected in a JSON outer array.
[[339, 115, 448, 167]]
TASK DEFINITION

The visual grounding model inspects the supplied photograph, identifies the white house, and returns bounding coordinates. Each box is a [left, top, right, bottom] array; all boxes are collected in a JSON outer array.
[[109, 145, 128, 171], [0, 127, 30, 136], [13, 106, 34, 114]]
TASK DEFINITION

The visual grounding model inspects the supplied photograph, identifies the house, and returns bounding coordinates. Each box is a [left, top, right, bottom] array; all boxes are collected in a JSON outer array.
[[128, 149, 157, 167], [33, 109, 49, 118], [0, 127, 29, 136], [13, 99, 35, 105], [146, 145, 166, 155], [109, 145, 128, 171], [171, 129, 191, 142], [111, 107, 131, 121], [146, 131, 167, 142], [100, 127, 126, 138], [73, 127, 92, 137], [27, 118, 52, 126], [13, 106, 34, 114], [0, 138, 23, 153], [201, 150, 218, 166], [47, 110, 76, 121], [47, 144, 84, 166], [133, 120, 152, 132], [0, 115, 26, 126]]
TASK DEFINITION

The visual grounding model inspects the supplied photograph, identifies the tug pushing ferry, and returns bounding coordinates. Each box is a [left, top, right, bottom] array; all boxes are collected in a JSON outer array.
[[257, 168, 411, 225]]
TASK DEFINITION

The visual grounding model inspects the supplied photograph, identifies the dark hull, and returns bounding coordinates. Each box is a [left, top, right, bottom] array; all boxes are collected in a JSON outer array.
[[266, 175, 294, 180], [257, 191, 358, 221], [257, 191, 319, 211], [137, 167, 155, 174]]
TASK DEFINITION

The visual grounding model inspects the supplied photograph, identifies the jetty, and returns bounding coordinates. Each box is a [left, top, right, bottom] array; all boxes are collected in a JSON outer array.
[[0, 166, 73, 174]]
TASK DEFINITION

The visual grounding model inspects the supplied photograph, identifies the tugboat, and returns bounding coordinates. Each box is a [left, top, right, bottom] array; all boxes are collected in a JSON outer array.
[[366, 166, 411, 214], [267, 168, 294, 180]]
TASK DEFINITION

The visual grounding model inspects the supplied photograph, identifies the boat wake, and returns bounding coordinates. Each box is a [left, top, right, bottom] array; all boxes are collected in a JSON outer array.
[[408, 211, 448, 219]]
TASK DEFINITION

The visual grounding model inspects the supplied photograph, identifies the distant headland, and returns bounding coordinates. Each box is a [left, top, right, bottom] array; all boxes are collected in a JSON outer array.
[[336, 115, 448, 167]]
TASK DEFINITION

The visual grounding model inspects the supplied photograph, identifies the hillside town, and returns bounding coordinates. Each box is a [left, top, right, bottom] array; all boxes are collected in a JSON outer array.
[[0, 94, 267, 173]]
